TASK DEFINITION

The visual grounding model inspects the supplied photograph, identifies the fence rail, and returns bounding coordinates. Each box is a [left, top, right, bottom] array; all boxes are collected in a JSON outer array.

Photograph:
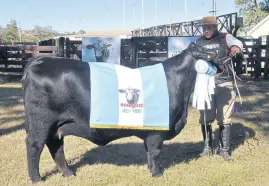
[[0, 35, 268, 80], [236, 35, 269, 80], [131, 13, 240, 37]]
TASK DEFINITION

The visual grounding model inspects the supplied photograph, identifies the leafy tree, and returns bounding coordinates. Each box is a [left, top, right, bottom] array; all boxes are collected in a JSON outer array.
[[32, 25, 59, 41], [235, 0, 269, 29], [3, 19, 19, 43], [77, 30, 86, 34], [60, 31, 76, 35], [0, 26, 4, 42], [21, 32, 39, 42], [260, 0, 269, 12], [1, 20, 86, 42]]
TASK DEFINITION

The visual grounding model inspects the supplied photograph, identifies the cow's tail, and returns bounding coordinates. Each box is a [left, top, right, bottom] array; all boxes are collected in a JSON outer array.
[[21, 56, 44, 91]]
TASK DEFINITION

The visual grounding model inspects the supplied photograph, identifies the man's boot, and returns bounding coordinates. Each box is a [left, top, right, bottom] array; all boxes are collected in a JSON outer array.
[[219, 124, 232, 161], [200, 124, 213, 157]]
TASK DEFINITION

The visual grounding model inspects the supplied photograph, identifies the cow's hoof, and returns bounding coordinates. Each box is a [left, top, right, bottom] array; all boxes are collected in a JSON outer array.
[[63, 170, 75, 177], [31, 177, 44, 184], [151, 168, 163, 177], [152, 171, 163, 177], [219, 151, 233, 161]]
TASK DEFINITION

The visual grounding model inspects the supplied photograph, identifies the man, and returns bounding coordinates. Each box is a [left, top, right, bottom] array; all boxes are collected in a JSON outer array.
[[195, 16, 243, 161]]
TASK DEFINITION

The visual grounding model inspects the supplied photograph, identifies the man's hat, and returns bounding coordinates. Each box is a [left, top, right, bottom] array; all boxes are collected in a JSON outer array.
[[199, 16, 219, 25]]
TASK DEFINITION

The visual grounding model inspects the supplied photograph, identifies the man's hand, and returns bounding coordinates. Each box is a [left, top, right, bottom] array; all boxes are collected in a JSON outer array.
[[230, 46, 241, 55]]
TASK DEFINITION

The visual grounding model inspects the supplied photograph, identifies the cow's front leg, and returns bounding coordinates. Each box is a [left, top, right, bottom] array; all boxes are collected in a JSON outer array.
[[144, 140, 153, 171], [26, 134, 45, 183], [46, 137, 74, 177], [144, 134, 163, 177]]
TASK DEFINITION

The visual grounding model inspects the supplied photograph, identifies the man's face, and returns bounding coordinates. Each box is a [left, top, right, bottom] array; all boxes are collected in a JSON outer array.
[[202, 24, 217, 39]]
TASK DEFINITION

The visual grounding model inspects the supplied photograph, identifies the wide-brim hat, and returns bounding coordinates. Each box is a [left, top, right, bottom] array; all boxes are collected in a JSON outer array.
[[199, 16, 219, 25]]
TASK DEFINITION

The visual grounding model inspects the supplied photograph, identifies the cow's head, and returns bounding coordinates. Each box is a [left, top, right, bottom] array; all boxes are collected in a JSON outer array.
[[86, 40, 113, 62], [186, 42, 218, 64], [119, 88, 140, 104]]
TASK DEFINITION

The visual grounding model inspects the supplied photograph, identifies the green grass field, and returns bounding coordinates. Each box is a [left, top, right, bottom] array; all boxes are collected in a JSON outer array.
[[0, 78, 268, 186]]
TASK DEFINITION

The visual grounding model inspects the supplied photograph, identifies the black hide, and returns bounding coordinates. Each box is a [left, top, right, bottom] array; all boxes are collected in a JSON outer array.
[[22, 42, 217, 183]]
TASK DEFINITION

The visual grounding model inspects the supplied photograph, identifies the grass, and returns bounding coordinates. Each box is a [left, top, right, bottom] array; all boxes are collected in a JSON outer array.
[[0, 78, 269, 186]]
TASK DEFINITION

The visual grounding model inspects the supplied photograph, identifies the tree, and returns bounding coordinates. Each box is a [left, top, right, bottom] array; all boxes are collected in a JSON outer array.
[[235, 0, 269, 28], [32, 25, 59, 41], [260, 0, 269, 12], [3, 19, 19, 43], [60, 31, 76, 36], [77, 30, 86, 34], [0, 26, 4, 42], [21, 32, 39, 42]]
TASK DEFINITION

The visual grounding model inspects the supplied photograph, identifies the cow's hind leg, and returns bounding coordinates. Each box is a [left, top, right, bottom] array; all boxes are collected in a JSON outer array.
[[144, 134, 164, 177], [25, 111, 56, 183], [46, 136, 74, 177], [26, 133, 46, 183]]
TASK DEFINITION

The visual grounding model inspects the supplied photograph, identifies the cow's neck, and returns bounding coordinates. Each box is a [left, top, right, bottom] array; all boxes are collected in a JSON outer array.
[[165, 52, 198, 135], [163, 51, 196, 86]]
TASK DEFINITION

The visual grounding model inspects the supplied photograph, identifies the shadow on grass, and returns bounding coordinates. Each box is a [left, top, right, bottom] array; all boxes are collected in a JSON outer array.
[[213, 123, 257, 154], [0, 86, 22, 107], [0, 122, 25, 136], [233, 81, 269, 136], [43, 124, 255, 179], [0, 84, 24, 136]]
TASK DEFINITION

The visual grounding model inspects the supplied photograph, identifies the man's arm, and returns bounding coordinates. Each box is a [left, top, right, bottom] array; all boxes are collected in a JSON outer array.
[[225, 33, 243, 55]]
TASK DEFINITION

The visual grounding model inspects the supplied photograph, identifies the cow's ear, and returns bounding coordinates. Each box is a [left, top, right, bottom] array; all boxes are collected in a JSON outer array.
[[118, 89, 126, 93], [134, 89, 140, 93], [107, 44, 112, 47]]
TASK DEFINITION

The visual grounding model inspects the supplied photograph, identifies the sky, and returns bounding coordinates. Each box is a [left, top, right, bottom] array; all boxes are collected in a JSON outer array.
[[0, 0, 239, 33]]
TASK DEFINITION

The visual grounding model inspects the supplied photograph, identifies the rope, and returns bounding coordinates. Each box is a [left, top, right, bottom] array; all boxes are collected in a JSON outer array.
[[219, 53, 243, 108]]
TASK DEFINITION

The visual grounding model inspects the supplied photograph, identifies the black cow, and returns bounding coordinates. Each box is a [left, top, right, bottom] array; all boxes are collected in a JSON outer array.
[[86, 40, 113, 62], [22, 42, 217, 183]]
